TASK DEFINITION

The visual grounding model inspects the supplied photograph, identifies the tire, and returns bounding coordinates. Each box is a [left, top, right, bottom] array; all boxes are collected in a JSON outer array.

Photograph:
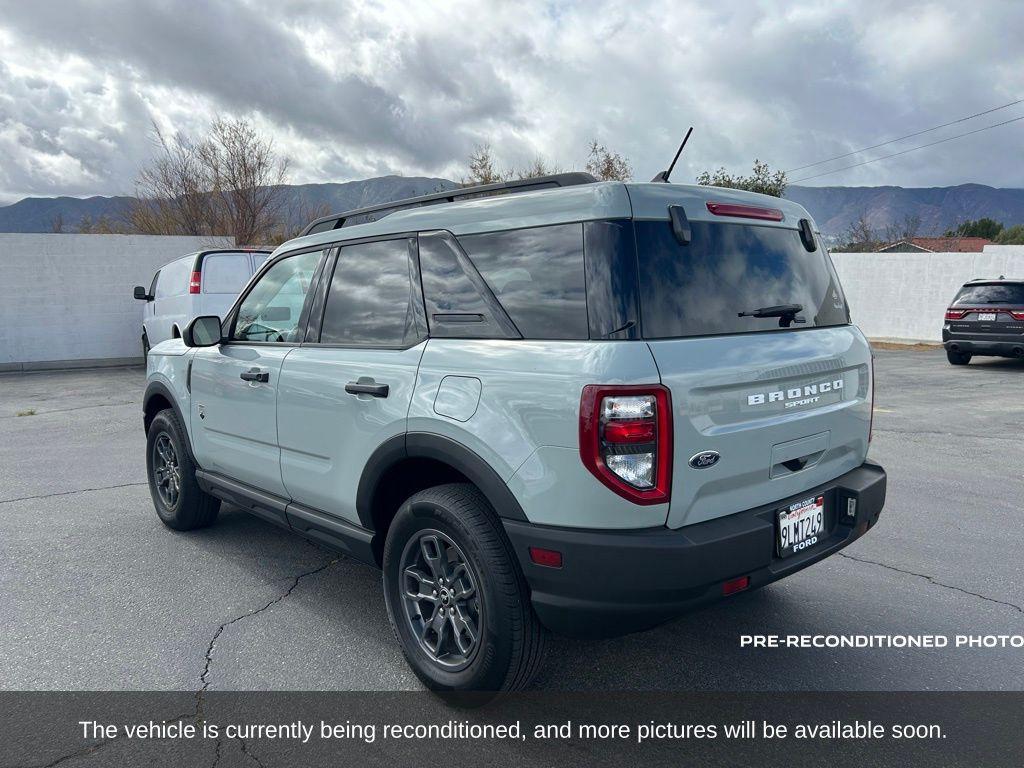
[[383, 483, 547, 694], [146, 408, 220, 530], [947, 349, 972, 365]]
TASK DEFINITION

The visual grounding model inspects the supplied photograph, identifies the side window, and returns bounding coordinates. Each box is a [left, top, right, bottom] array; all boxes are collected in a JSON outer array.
[[417, 232, 517, 339], [148, 271, 160, 298], [458, 223, 588, 340], [155, 258, 189, 298], [233, 250, 321, 343], [319, 239, 423, 347], [202, 253, 252, 294]]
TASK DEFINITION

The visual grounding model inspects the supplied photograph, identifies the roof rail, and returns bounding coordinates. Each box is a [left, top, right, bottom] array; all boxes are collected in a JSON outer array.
[[299, 172, 598, 237]]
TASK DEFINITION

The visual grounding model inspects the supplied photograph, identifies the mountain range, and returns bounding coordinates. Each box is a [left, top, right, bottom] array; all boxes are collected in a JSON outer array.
[[1, 177, 1022, 241]]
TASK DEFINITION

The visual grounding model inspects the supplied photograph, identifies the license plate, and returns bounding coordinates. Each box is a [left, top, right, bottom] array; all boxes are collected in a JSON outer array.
[[777, 495, 825, 558], [978, 312, 997, 321]]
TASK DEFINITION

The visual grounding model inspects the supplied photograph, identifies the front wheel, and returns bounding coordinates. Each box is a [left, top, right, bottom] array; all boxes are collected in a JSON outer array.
[[146, 408, 220, 530], [947, 348, 972, 365], [382, 483, 547, 694]]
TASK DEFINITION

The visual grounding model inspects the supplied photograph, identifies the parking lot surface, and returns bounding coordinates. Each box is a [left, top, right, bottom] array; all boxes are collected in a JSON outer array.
[[1, 349, 1021, 691]]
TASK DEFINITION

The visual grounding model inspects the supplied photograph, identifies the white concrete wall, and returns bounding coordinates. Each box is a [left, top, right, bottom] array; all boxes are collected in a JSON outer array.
[[0, 234, 233, 370], [831, 249, 1024, 343]]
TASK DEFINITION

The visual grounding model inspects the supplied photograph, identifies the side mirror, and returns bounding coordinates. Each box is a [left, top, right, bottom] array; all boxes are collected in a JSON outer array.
[[133, 286, 151, 301], [183, 316, 223, 347]]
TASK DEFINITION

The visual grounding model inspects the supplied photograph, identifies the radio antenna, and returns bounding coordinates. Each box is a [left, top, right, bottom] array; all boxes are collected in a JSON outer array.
[[651, 126, 694, 183]]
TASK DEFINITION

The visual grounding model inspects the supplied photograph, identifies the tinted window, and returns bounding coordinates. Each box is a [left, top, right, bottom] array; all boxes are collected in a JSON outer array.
[[148, 270, 160, 297], [319, 239, 423, 346], [583, 220, 640, 339], [637, 221, 849, 338], [953, 283, 1024, 305], [156, 257, 191, 298], [233, 250, 321, 342], [202, 253, 251, 294], [458, 224, 588, 340], [418, 232, 516, 339]]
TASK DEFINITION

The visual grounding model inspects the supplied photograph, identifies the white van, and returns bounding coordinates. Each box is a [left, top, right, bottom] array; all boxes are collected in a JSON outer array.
[[133, 248, 271, 355]]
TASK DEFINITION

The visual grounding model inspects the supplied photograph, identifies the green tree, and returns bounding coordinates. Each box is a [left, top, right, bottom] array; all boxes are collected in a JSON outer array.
[[461, 140, 631, 187], [696, 159, 787, 198], [943, 218, 1004, 239], [585, 141, 632, 181], [994, 224, 1024, 244]]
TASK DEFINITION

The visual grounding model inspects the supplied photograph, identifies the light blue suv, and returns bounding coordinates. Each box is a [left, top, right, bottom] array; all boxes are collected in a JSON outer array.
[[141, 174, 886, 692]]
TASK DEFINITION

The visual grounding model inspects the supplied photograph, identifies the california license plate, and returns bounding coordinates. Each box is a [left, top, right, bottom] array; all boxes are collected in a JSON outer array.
[[777, 495, 825, 558], [978, 312, 997, 321]]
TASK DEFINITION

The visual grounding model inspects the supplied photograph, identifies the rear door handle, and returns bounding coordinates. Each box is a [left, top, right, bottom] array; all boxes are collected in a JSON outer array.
[[240, 368, 269, 383], [345, 381, 389, 398]]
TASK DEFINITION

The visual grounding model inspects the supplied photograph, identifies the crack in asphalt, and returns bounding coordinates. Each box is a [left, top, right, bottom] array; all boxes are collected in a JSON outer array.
[[197, 558, 339, 694], [192, 560, 338, 767], [28, 562, 335, 768], [871, 426, 1020, 442], [0, 482, 148, 505], [838, 552, 1024, 615], [0, 401, 139, 419]]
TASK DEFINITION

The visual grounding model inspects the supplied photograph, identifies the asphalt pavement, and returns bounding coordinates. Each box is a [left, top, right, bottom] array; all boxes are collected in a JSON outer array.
[[1, 348, 1021, 691]]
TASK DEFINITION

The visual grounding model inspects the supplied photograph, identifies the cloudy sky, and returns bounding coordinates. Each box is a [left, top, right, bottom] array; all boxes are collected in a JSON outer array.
[[0, 0, 1021, 203]]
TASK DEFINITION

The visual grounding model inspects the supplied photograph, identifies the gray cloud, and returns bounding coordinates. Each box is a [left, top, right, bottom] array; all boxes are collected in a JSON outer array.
[[0, 0, 1021, 202]]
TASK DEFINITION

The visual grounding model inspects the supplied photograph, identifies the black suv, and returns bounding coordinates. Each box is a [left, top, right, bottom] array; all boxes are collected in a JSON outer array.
[[944, 278, 1024, 365]]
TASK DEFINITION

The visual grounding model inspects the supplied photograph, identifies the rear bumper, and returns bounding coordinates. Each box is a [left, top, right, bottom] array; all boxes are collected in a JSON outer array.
[[504, 460, 886, 638], [943, 329, 1024, 357]]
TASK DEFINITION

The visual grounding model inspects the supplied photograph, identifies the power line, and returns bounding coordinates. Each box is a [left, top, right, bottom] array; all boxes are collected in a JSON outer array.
[[789, 114, 1024, 183], [785, 98, 1023, 173]]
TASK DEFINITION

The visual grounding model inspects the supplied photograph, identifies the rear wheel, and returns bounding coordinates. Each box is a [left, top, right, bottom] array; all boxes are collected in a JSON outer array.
[[146, 408, 219, 530], [382, 483, 546, 694], [947, 349, 972, 365]]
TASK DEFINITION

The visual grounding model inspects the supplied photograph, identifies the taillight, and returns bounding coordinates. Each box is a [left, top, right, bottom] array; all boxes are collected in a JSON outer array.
[[706, 201, 784, 221], [579, 384, 672, 505], [189, 271, 202, 294], [1010, 310, 1024, 321], [945, 308, 968, 320]]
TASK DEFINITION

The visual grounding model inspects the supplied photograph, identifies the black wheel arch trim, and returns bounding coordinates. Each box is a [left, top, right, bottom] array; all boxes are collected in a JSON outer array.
[[356, 432, 528, 530], [143, 380, 198, 467]]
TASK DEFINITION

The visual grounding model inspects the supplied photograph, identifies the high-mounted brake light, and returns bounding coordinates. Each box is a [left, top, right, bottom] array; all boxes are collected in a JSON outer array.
[[706, 201, 784, 221], [945, 308, 969, 320], [189, 270, 202, 294], [580, 384, 672, 505]]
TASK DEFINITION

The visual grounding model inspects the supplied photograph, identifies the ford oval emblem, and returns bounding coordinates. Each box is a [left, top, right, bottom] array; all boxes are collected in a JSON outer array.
[[689, 451, 720, 469]]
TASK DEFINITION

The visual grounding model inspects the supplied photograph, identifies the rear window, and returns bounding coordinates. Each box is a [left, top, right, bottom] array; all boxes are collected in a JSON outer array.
[[636, 220, 849, 338], [953, 283, 1024, 305], [202, 252, 252, 294]]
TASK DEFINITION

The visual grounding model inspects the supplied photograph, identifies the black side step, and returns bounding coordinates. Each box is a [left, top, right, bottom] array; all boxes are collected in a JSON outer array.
[[195, 470, 377, 567]]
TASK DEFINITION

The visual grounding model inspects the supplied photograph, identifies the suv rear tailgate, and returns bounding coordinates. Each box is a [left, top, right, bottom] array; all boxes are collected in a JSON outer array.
[[651, 327, 872, 529]]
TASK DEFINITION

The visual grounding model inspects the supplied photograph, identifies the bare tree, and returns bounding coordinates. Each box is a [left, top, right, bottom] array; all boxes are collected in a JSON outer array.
[[267, 197, 332, 246], [585, 141, 632, 181], [884, 213, 921, 244], [50, 213, 64, 233], [836, 211, 880, 252], [128, 117, 289, 244]]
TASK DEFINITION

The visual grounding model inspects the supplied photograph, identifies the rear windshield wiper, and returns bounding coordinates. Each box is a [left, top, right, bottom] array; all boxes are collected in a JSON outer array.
[[738, 303, 806, 328]]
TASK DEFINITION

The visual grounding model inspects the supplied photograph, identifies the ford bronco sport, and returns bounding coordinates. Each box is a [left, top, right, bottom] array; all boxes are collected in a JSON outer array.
[[142, 173, 886, 692]]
